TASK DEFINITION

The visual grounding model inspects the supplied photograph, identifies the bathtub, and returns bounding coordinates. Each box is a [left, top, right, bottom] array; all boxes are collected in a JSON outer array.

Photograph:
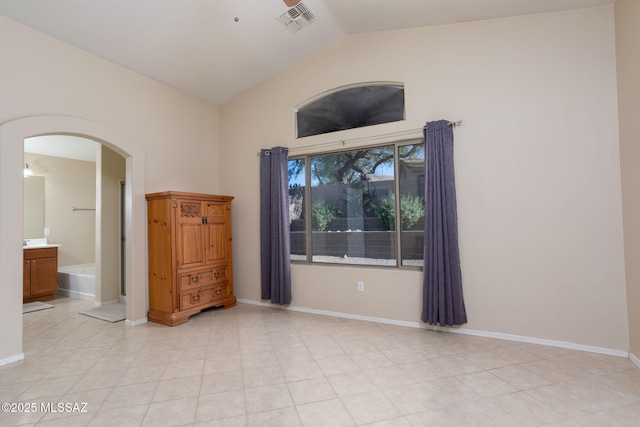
[[57, 263, 95, 301]]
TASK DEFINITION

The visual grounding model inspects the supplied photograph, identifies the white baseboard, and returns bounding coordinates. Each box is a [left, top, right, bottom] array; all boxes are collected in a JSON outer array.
[[125, 317, 147, 326], [629, 352, 640, 369], [238, 298, 421, 328], [423, 323, 629, 358], [94, 299, 120, 307], [57, 289, 95, 301], [237, 299, 629, 359], [0, 353, 24, 367]]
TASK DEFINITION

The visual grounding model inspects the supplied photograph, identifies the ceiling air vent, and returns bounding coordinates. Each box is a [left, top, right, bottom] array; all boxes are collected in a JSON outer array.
[[277, 2, 316, 33]]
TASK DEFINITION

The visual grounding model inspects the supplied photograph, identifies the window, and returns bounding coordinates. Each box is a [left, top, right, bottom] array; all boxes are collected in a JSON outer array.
[[296, 84, 405, 138], [289, 140, 425, 267], [397, 143, 426, 267]]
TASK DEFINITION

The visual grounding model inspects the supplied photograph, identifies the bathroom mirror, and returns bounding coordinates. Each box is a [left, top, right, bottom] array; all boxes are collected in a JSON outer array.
[[24, 176, 45, 238]]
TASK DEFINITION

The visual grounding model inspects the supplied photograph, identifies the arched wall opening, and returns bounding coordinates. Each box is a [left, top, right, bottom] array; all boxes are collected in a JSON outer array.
[[0, 115, 147, 365]]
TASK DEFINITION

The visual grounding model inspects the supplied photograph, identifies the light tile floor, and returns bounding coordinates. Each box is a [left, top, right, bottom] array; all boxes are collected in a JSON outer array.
[[2, 296, 640, 426]]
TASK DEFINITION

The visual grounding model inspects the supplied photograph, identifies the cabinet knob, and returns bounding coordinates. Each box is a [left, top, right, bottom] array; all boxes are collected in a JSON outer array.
[[215, 289, 222, 296], [192, 294, 201, 302], [191, 276, 199, 283], [213, 271, 220, 279]]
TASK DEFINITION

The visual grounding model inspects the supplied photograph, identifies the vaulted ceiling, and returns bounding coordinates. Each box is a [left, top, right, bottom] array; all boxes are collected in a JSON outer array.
[[0, 0, 614, 106]]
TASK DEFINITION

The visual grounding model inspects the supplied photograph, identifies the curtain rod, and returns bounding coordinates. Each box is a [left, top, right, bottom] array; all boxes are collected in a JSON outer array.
[[72, 207, 96, 211], [258, 120, 462, 156]]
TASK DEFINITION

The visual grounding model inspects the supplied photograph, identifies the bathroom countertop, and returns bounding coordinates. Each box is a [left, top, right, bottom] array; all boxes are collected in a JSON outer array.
[[23, 239, 61, 249], [24, 244, 61, 249]]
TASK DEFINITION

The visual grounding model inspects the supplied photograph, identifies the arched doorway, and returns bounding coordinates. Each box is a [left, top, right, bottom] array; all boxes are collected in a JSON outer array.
[[0, 115, 147, 365]]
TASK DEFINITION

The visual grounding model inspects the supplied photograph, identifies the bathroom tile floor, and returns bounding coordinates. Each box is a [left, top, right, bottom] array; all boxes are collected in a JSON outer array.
[[2, 296, 640, 426]]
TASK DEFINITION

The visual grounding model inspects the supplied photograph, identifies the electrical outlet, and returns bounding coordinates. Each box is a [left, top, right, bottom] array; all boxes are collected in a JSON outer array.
[[44, 227, 51, 235], [357, 281, 364, 292]]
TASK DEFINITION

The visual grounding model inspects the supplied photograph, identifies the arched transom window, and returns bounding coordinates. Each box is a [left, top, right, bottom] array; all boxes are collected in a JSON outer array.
[[296, 83, 405, 138]]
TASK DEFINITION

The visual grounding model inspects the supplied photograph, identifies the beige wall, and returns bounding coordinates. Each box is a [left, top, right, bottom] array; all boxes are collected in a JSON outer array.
[[0, 16, 220, 195], [615, 0, 640, 358], [24, 152, 97, 267], [0, 15, 220, 363], [220, 6, 629, 351]]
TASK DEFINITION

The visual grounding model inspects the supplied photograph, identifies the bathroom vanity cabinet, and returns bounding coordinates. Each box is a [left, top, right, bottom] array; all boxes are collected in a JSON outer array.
[[23, 247, 58, 303], [146, 191, 236, 326]]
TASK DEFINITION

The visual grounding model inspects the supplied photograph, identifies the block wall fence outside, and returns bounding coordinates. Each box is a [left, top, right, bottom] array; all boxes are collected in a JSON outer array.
[[291, 230, 424, 260]]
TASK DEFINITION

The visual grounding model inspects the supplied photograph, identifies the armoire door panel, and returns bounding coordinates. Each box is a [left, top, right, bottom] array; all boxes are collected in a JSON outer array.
[[178, 223, 205, 268], [178, 201, 203, 223], [205, 222, 228, 264], [205, 202, 226, 221]]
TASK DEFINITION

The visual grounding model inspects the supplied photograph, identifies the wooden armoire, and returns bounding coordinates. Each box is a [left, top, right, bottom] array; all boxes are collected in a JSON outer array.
[[146, 191, 236, 326]]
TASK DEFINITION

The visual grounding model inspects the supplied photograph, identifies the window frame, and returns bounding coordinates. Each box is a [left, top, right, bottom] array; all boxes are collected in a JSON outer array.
[[289, 137, 424, 270]]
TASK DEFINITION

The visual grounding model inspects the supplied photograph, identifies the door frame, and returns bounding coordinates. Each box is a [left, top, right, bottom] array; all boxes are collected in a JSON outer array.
[[0, 115, 148, 364]]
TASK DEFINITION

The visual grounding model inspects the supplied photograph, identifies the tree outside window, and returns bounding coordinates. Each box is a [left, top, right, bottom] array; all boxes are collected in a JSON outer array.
[[288, 140, 424, 267]]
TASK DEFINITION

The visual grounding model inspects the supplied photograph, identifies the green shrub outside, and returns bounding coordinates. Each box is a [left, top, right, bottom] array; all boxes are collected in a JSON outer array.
[[311, 201, 341, 231], [376, 194, 425, 230]]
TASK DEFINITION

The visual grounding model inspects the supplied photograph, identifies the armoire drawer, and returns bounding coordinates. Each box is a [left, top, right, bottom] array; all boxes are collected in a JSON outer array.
[[211, 282, 230, 302], [180, 288, 215, 310], [179, 265, 229, 290]]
